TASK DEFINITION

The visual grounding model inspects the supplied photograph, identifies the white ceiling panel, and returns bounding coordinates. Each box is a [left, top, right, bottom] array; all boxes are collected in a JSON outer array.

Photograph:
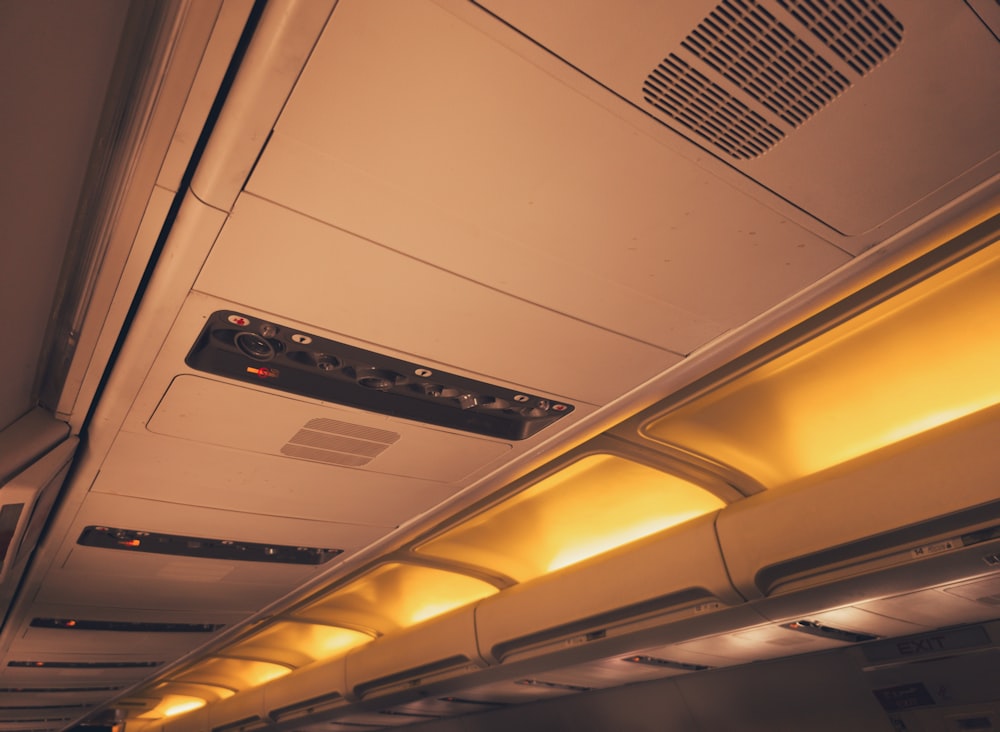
[[194, 195, 677, 404], [476, 0, 1000, 237], [245, 0, 849, 359], [93, 429, 467, 526], [147, 375, 512, 483]]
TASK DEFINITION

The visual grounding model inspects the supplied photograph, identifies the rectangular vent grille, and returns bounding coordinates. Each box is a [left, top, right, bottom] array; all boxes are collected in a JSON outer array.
[[777, 0, 903, 74], [681, 0, 850, 127], [280, 418, 399, 467], [644, 54, 784, 159], [644, 0, 902, 159]]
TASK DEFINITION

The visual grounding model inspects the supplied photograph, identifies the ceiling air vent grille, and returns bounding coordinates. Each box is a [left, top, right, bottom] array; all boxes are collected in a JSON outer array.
[[280, 418, 399, 467], [681, 0, 850, 127], [643, 54, 784, 160], [643, 0, 903, 160], [776, 0, 903, 74]]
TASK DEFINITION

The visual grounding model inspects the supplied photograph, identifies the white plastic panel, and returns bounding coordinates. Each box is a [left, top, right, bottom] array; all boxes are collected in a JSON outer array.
[[194, 194, 676, 405], [263, 656, 350, 722], [860, 575, 1000, 629], [0, 650, 165, 685], [206, 686, 266, 732], [477, 0, 1000, 237], [345, 606, 484, 699], [475, 512, 742, 663], [16, 624, 230, 658], [524, 655, 697, 689], [147, 375, 511, 484], [672, 622, 850, 663], [92, 429, 461, 528], [716, 404, 1000, 600], [244, 0, 849, 362], [34, 493, 380, 612]]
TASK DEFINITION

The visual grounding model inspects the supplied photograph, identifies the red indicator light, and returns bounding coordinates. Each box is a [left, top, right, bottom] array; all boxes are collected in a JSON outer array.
[[246, 366, 279, 379], [65, 620, 77, 627], [118, 539, 141, 547]]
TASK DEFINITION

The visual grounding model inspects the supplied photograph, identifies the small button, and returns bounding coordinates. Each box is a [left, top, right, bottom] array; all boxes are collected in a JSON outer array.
[[415, 368, 433, 378], [291, 334, 312, 345], [227, 314, 250, 326], [513, 394, 530, 403]]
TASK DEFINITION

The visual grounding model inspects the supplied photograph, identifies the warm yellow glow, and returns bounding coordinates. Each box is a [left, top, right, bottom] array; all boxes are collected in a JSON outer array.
[[172, 656, 291, 691], [415, 454, 726, 582], [164, 698, 206, 717], [224, 621, 373, 667], [135, 695, 207, 720], [644, 243, 1000, 487], [293, 562, 498, 633]]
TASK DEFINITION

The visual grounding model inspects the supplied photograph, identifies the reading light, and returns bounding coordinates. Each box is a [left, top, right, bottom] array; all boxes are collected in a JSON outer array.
[[644, 241, 1000, 488], [415, 454, 725, 582]]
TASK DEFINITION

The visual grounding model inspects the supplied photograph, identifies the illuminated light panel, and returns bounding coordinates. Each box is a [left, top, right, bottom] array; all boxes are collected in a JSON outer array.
[[171, 657, 290, 691], [293, 563, 498, 633], [415, 454, 725, 582], [223, 621, 373, 667], [134, 695, 207, 720], [644, 242, 1000, 488]]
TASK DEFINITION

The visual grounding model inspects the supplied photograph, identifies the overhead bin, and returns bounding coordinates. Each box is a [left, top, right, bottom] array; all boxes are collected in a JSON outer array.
[[262, 656, 351, 727], [344, 605, 484, 701], [474, 512, 747, 665], [0, 422, 76, 621], [716, 402, 1000, 605]]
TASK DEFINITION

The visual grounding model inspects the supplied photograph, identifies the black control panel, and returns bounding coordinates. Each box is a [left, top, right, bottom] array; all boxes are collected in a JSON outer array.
[[78, 526, 341, 565], [184, 311, 573, 441]]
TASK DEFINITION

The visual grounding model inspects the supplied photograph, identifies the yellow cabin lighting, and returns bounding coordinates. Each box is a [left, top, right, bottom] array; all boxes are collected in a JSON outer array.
[[223, 620, 373, 667], [134, 694, 207, 720], [293, 562, 499, 633], [415, 454, 726, 582], [171, 656, 291, 691], [644, 242, 1000, 488]]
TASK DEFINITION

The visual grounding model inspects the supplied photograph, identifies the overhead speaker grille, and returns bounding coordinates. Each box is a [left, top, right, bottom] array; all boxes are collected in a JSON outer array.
[[280, 418, 400, 467], [776, 0, 903, 74], [643, 0, 902, 159], [644, 54, 784, 160]]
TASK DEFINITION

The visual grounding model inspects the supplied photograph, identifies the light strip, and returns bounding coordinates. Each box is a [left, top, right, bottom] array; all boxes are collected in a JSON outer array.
[[643, 242, 1000, 488], [415, 454, 725, 582]]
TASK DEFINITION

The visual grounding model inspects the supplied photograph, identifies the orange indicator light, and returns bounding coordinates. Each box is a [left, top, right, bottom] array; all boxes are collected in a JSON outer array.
[[246, 366, 279, 378]]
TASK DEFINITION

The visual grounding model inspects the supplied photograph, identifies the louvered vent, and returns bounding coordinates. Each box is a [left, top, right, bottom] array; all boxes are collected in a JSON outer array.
[[280, 418, 400, 467], [643, 0, 902, 159], [644, 54, 784, 159], [777, 0, 903, 73]]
